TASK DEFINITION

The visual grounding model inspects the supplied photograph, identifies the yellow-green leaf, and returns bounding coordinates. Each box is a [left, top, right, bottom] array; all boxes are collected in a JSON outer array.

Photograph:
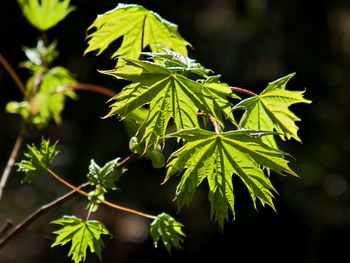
[[233, 73, 312, 148], [101, 52, 237, 151], [51, 216, 110, 263], [85, 4, 190, 59], [18, 0, 75, 31], [165, 128, 297, 229]]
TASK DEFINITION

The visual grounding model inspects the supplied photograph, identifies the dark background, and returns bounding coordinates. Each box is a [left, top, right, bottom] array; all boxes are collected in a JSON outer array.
[[1, 0, 350, 262]]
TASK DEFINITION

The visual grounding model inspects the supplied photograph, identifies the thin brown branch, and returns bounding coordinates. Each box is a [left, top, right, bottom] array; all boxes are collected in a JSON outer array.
[[0, 129, 25, 202], [0, 182, 89, 250], [46, 168, 156, 220], [62, 83, 117, 98], [0, 53, 26, 95], [0, 220, 13, 238], [117, 154, 138, 169], [230, 86, 257, 97]]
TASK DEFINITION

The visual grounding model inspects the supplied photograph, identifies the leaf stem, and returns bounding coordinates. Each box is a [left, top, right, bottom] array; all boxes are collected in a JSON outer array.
[[0, 127, 25, 202], [0, 53, 26, 96], [0, 182, 89, 250], [209, 116, 220, 135], [61, 83, 117, 98], [230, 86, 257, 97], [46, 168, 156, 220]]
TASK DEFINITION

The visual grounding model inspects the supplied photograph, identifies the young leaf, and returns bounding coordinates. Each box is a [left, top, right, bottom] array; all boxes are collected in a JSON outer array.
[[21, 39, 59, 70], [85, 3, 190, 59], [164, 128, 297, 229], [150, 213, 185, 253], [101, 53, 237, 151], [18, 0, 75, 31], [87, 158, 124, 192], [17, 138, 59, 183], [28, 67, 77, 128], [233, 73, 312, 148], [51, 216, 110, 263]]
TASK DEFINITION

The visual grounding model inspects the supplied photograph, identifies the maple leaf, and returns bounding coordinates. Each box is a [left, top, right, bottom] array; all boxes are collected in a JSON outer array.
[[17, 138, 59, 183], [51, 216, 110, 263], [85, 4, 190, 60], [6, 66, 77, 128], [150, 213, 185, 253], [164, 128, 297, 229], [18, 0, 75, 31], [101, 50, 238, 151], [86, 158, 126, 212], [87, 158, 124, 192], [233, 73, 312, 148]]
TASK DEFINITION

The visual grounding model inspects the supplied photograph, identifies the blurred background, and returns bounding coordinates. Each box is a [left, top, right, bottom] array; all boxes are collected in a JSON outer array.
[[1, 0, 350, 262]]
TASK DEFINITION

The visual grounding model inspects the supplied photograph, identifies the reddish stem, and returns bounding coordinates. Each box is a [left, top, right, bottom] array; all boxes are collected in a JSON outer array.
[[63, 83, 117, 98], [230, 86, 257, 97]]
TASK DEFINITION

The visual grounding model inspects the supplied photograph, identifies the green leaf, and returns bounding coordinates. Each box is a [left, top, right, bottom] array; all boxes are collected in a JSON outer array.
[[20, 39, 59, 70], [164, 128, 297, 229], [87, 158, 124, 192], [27, 67, 77, 128], [101, 53, 237, 151], [18, 0, 75, 31], [51, 216, 110, 263], [233, 73, 312, 148], [150, 213, 185, 253], [85, 3, 190, 59], [17, 138, 59, 183]]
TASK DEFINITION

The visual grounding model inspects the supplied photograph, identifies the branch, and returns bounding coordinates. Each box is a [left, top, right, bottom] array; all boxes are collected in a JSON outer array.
[[230, 86, 257, 97], [0, 153, 146, 250], [0, 53, 26, 96], [117, 154, 138, 169], [46, 168, 156, 220], [61, 83, 117, 98], [0, 182, 89, 250], [0, 129, 25, 202]]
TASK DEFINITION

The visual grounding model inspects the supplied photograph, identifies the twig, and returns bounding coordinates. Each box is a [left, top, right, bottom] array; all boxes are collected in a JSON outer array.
[[0, 53, 26, 96], [209, 116, 220, 135], [0, 220, 13, 238], [230, 86, 257, 97], [0, 129, 25, 202], [61, 83, 117, 98], [116, 154, 138, 169], [0, 182, 89, 250], [197, 112, 220, 134], [46, 168, 156, 219]]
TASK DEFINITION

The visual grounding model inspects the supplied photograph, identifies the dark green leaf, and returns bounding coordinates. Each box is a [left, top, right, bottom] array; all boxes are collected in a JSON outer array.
[[87, 158, 124, 192], [150, 213, 185, 253]]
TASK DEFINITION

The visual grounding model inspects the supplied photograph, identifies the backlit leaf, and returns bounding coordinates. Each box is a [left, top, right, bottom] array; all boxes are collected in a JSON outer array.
[[165, 128, 297, 229], [17, 138, 59, 183], [101, 51, 237, 151], [18, 0, 75, 31], [233, 73, 312, 148], [85, 4, 190, 59], [51, 216, 110, 263]]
